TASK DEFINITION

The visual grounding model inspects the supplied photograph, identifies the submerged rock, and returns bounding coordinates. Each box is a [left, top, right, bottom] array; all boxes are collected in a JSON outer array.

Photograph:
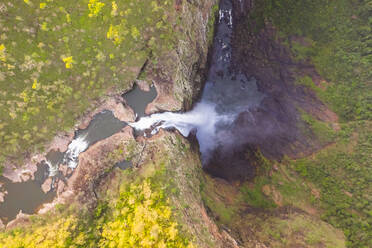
[[41, 178, 52, 193], [66, 126, 135, 206]]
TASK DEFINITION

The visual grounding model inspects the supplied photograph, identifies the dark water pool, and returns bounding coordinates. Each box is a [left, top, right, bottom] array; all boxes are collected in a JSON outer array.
[[0, 84, 157, 224], [123, 84, 157, 119], [0, 163, 55, 223]]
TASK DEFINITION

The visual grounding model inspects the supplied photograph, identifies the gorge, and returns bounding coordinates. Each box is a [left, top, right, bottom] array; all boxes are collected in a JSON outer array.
[[0, 0, 370, 247]]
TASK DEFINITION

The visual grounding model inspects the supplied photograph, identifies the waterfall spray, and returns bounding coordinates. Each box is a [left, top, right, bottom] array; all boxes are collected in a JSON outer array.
[[130, 0, 264, 166]]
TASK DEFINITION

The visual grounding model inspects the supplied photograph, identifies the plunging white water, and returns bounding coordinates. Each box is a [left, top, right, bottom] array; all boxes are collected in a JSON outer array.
[[130, 102, 234, 162], [64, 135, 89, 168], [45, 160, 59, 177], [130, 0, 263, 164]]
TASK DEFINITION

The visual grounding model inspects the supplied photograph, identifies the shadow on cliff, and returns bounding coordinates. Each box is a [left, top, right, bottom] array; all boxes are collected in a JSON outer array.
[[203, 0, 338, 181]]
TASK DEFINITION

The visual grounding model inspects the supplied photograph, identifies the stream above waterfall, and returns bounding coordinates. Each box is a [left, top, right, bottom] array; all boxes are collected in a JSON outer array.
[[0, 0, 264, 224], [0, 85, 156, 224]]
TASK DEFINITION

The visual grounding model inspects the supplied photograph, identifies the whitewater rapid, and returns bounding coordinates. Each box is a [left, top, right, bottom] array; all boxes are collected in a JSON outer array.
[[63, 135, 89, 168], [130, 102, 234, 162]]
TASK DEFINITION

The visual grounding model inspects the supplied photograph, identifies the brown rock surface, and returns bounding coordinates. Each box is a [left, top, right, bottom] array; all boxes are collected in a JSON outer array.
[[6, 212, 31, 230], [67, 126, 135, 206], [78, 96, 135, 130], [135, 79, 150, 92], [144, 0, 218, 114], [41, 177, 52, 193]]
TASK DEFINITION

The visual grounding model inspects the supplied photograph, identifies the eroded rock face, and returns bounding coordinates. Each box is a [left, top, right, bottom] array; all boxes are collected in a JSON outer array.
[[96, 129, 239, 248], [145, 0, 218, 114], [202, 0, 340, 181], [6, 212, 31, 230], [78, 96, 135, 130], [230, 0, 338, 157], [135, 79, 151, 92], [66, 126, 135, 207], [41, 178, 52, 193]]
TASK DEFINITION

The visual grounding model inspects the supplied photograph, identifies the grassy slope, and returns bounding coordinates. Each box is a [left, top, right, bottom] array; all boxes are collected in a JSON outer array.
[[216, 0, 371, 247], [0, 0, 176, 166], [201, 154, 347, 248]]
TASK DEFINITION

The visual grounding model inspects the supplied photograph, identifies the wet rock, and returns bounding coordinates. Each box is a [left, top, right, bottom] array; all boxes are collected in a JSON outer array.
[[135, 79, 150, 92], [6, 211, 31, 230], [78, 96, 135, 130], [58, 163, 73, 178], [37, 190, 74, 215], [67, 126, 135, 207], [0, 191, 6, 203], [145, 0, 218, 114], [48, 132, 74, 153], [56, 180, 66, 196], [41, 177, 52, 193], [0, 182, 4, 203], [2, 159, 39, 183]]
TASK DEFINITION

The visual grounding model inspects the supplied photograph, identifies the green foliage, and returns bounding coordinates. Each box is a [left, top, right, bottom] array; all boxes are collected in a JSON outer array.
[[0, 0, 177, 164], [240, 181, 276, 209], [247, 1, 372, 246], [295, 76, 318, 92], [0, 177, 193, 248], [250, 0, 372, 122], [300, 112, 336, 144], [201, 191, 235, 224], [207, 1, 220, 46], [291, 121, 372, 247]]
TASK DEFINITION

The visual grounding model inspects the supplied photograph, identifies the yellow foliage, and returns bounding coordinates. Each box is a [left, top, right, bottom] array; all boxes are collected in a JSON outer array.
[[131, 26, 140, 40], [24, 0, 31, 5], [62, 56, 74, 69], [0, 44, 6, 62], [40, 3, 46, 9], [111, 1, 118, 16], [66, 14, 71, 23], [107, 24, 122, 45], [88, 0, 105, 17], [99, 180, 191, 248], [41, 22, 48, 31], [32, 79, 39, 89], [0, 216, 79, 248]]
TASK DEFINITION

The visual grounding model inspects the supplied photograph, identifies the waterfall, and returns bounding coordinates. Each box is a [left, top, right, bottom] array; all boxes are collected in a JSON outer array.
[[63, 135, 89, 169], [130, 0, 264, 165], [130, 102, 234, 162]]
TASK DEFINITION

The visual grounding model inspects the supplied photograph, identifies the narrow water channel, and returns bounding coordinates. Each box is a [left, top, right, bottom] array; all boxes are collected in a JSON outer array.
[[0, 85, 156, 224], [0, 0, 263, 224]]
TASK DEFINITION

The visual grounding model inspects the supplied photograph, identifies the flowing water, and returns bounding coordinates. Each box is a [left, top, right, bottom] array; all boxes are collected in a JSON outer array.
[[64, 110, 127, 169], [130, 0, 264, 163], [0, 86, 155, 223], [0, 0, 263, 224]]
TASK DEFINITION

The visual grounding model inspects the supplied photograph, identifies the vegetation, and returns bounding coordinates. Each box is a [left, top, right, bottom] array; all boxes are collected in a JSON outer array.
[[206, 1, 220, 46], [249, 0, 372, 122], [0, 131, 218, 247], [0, 0, 177, 165], [231, 1, 372, 247], [0, 174, 193, 247], [300, 111, 336, 145], [290, 121, 372, 247]]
